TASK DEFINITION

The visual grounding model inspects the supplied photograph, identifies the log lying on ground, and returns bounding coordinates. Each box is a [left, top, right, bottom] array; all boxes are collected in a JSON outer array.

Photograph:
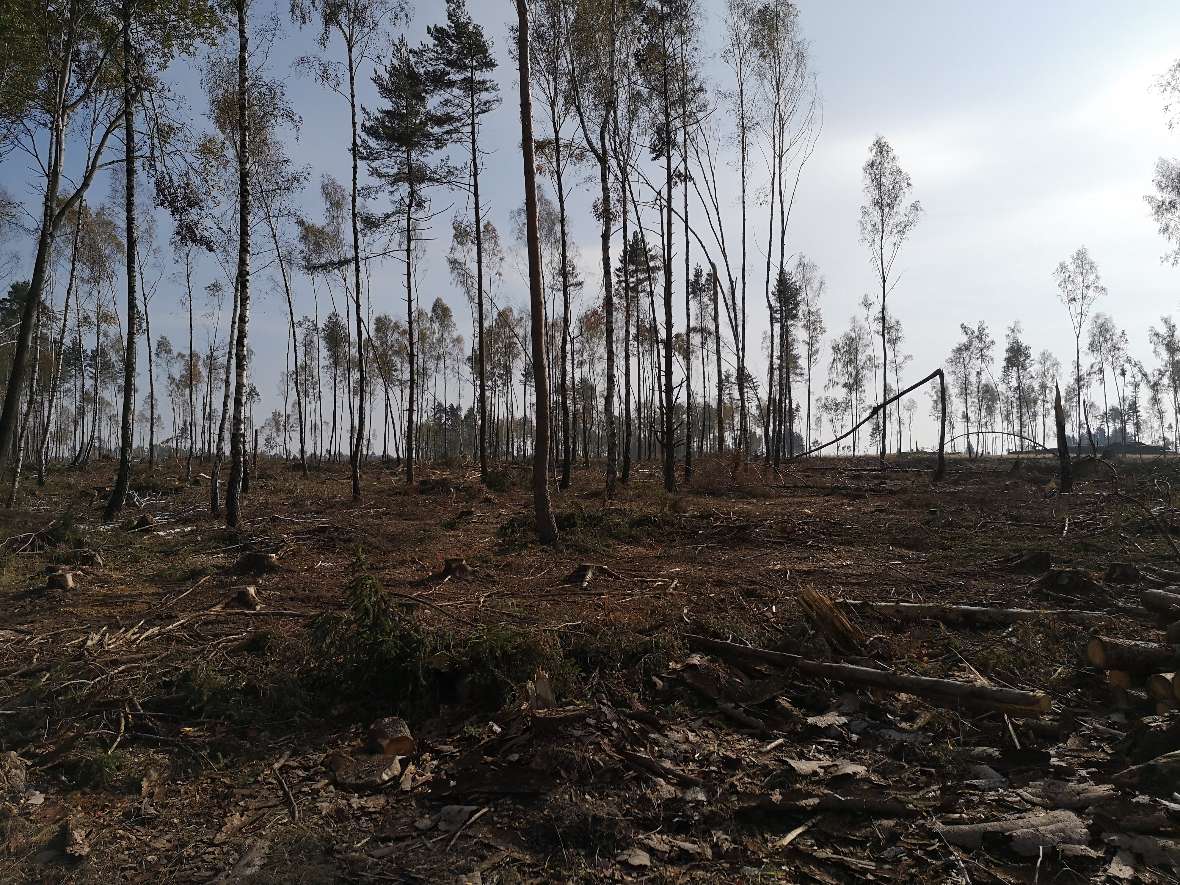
[[1107, 670, 1134, 689], [843, 600, 1110, 628], [937, 809, 1089, 857], [686, 634, 1052, 718], [1087, 637, 1180, 675], [1148, 673, 1179, 702], [1112, 749, 1180, 797], [1142, 589, 1180, 620]]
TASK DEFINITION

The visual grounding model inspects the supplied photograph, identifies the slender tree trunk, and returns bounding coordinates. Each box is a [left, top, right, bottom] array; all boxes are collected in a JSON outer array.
[[9, 303, 42, 506], [555, 129, 572, 490], [681, 81, 692, 482], [600, 121, 618, 497], [469, 81, 489, 485], [347, 44, 365, 499], [185, 252, 197, 479], [405, 179, 416, 484], [712, 269, 723, 451], [225, 0, 251, 528], [661, 52, 675, 492], [516, 0, 557, 543], [105, 0, 137, 521], [141, 274, 155, 469], [265, 208, 307, 474], [621, 181, 633, 481], [38, 198, 83, 485]]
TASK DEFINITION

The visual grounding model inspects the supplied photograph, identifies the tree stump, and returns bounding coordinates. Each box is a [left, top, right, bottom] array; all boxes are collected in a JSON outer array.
[[368, 717, 415, 757]]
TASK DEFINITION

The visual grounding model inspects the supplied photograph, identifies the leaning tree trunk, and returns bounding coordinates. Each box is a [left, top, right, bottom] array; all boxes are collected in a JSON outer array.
[[105, 0, 137, 522], [9, 302, 43, 507], [141, 272, 155, 469], [265, 208, 306, 475], [225, 0, 251, 528], [515, 0, 557, 544], [38, 198, 84, 485]]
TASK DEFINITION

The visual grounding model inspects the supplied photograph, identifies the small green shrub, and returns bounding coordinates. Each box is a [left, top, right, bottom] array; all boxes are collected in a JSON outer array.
[[307, 557, 580, 718], [308, 558, 441, 717]]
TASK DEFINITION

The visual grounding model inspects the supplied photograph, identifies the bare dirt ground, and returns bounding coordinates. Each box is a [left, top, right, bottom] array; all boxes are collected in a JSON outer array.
[[2, 452, 1179, 883]]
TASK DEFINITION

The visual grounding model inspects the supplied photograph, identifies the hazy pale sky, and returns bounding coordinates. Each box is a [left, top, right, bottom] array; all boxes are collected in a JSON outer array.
[[2, 0, 1179, 448]]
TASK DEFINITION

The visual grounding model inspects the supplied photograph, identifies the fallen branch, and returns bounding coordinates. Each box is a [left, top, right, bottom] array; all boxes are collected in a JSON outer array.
[[686, 634, 1052, 718]]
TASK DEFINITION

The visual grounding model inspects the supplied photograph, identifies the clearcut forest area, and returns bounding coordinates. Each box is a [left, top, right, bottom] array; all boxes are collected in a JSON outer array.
[[4, 453, 1180, 883], [7, 0, 1180, 882]]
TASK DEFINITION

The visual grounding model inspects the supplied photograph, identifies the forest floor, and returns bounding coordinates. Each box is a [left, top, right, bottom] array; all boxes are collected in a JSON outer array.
[[2, 452, 1180, 883]]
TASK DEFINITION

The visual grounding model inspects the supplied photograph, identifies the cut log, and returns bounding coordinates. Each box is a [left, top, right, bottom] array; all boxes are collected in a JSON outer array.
[[1117, 713, 1180, 763], [1087, 637, 1180, 675], [686, 634, 1052, 718], [1106, 562, 1143, 584], [1111, 687, 1151, 712], [937, 809, 1089, 857], [1108, 670, 1134, 690], [844, 600, 1110, 628], [1148, 673, 1179, 702], [1016, 779, 1116, 811], [1111, 749, 1180, 796], [1142, 589, 1180, 620]]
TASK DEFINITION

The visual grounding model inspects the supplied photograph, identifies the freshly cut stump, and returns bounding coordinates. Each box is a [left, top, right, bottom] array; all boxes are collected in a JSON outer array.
[[368, 717, 415, 757]]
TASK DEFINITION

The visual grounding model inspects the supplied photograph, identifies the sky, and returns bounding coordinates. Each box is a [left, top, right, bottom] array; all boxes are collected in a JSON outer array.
[[2, 0, 1179, 449]]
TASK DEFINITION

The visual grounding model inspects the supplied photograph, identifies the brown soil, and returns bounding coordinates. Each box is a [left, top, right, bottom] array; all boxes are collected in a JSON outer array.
[[1, 453, 1178, 883]]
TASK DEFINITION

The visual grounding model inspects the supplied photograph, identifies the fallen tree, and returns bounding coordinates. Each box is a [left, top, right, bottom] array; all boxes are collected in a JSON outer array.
[[791, 368, 947, 481], [687, 634, 1052, 718], [842, 600, 1110, 628], [1142, 589, 1180, 620]]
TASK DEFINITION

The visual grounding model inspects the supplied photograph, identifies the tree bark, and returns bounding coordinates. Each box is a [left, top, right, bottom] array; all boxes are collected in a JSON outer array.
[[404, 176, 416, 485], [515, 0, 557, 544], [471, 74, 489, 485], [105, 0, 138, 522], [37, 198, 84, 486], [1087, 637, 1180, 675], [347, 43, 365, 500], [225, 0, 251, 528], [1054, 382, 1072, 493]]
